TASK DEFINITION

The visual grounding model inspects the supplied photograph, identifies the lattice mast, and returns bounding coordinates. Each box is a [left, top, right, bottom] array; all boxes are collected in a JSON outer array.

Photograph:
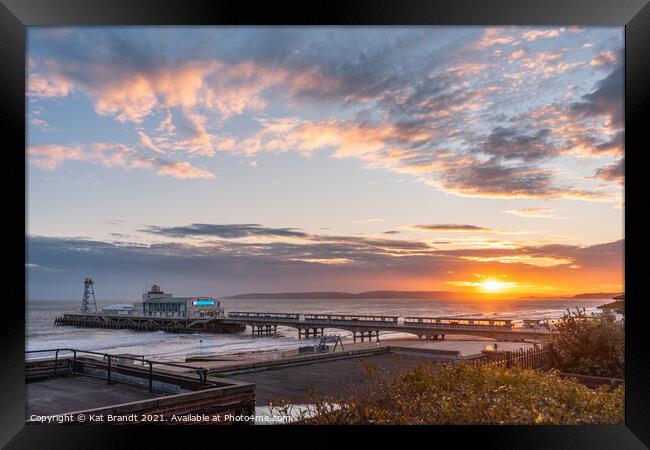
[[80, 277, 97, 313]]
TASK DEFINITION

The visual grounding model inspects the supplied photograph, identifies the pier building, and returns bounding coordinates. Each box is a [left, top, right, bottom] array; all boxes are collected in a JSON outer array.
[[141, 285, 224, 319]]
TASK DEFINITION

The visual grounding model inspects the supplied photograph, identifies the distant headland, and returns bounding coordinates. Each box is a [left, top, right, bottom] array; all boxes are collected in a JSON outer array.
[[223, 291, 623, 300], [224, 291, 462, 300]]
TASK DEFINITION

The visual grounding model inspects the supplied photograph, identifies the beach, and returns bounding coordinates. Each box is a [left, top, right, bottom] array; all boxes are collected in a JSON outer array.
[[179, 334, 535, 372]]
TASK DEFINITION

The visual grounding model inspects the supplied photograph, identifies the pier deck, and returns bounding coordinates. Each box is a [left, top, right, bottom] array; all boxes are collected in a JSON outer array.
[[54, 310, 553, 342], [54, 312, 245, 333], [224, 312, 553, 342]]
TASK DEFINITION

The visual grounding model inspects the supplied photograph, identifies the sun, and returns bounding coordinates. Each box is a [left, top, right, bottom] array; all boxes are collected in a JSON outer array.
[[481, 279, 508, 292]]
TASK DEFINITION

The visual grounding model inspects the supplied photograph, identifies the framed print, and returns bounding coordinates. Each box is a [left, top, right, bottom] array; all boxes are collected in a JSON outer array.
[[2, 0, 648, 448]]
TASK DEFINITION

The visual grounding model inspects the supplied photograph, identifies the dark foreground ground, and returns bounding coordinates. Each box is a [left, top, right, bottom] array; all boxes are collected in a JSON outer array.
[[26, 375, 168, 416], [230, 352, 436, 405]]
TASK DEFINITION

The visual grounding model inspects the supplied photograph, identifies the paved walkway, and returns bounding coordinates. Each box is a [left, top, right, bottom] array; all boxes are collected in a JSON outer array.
[[229, 352, 437, 405], [26, 375, 168, 416]]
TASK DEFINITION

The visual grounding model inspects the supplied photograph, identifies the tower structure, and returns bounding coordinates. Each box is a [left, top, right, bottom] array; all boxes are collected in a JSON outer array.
[[80, 277, 97, 313]]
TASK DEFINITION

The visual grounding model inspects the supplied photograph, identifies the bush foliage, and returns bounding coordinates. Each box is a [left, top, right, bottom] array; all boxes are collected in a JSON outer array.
[[271, 363, 624, 425], [551, 308, 624, 378]]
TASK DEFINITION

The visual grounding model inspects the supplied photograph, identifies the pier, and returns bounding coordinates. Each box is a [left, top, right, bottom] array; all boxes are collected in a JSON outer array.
[[54, 310, 553, 341], [224, 312, 553, 342], [54, 312, 245, 333]]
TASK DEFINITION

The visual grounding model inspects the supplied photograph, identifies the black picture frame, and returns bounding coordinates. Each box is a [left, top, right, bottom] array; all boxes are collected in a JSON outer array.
[[2, 0, 648, 448]]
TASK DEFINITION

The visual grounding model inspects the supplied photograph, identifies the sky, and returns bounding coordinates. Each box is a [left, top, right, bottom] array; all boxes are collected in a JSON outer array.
[[26, 27, 624, 300]]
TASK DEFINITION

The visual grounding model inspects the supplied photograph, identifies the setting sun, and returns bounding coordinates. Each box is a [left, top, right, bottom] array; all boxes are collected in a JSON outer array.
[[481, 280, 509, 292]]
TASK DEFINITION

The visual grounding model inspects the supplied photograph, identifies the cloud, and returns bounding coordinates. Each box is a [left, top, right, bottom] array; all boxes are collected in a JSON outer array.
[[142, 223, 309, 239], [27, 72, 72, 98], [590, 50, 618, 67], [570, 66, 624, 128], [471, 28, 516, 50], [437, 239, 624, 270], [27, 28, 624, 200], [522, 29, 562, 42], [413, 224, 491, 232], [593, 157, 624, 183], [29, 40, 337, 122], [476, 126, 557, 162], [508, 48, 526, 61], [516, 50, 584, 80], [28, 144, 84, 170], [137, 130, 164, 154], [157, 162, 215, 179], [28, 143, 214, 180], [433, 157, 602, 200], [26, 232, 624, 298], [214, 115, 604, 200], [504, 207, 554, 218], [30, 117, 60, 133], [593, 131, 624, 155], [447, 279, 519, 288]]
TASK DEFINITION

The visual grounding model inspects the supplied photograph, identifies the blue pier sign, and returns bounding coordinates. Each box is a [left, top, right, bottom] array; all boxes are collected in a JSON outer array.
[[193, 299, 215, 306]]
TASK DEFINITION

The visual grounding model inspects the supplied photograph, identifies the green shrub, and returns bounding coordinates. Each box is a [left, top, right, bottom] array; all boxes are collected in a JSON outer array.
[[271, 363, 624, 425], [551, 308, 624, 378]]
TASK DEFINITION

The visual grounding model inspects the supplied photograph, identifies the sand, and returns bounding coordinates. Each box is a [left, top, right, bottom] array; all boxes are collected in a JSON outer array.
[[166, 334, 535, 372]]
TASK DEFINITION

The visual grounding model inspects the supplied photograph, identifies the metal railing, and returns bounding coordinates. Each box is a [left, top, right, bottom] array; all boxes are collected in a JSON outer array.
[[304, 314, 399, 323], [26, 348, 210, 392], [225, 311, 527, 330], [227, 311, 299, 320], [459, 344, 556, 370]]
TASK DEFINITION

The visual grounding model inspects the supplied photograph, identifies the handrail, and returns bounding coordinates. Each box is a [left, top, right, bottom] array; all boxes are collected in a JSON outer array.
[[26, 348, 211, 391]]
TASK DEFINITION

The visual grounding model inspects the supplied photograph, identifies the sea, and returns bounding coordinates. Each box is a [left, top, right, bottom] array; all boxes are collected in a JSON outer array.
[[26, 297, 612, 362]]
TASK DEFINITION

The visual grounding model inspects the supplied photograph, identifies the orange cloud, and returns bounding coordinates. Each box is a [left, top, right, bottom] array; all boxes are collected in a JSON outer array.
[[28, 143, 214, 180], [413, 224, 491, 232], [508, 48, 526, 61], [471, 28, 516, 50], [591, 50, 618, 67], [137, 130, 164, 154], [460, 255, 574, 267], [157, 161, 215, 180], [28, 144, 84, 170], [504, 207, 554, 218], [522, 29, 562, 41], [27, 73, 72, 98], [31, 58, 337, 124]]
